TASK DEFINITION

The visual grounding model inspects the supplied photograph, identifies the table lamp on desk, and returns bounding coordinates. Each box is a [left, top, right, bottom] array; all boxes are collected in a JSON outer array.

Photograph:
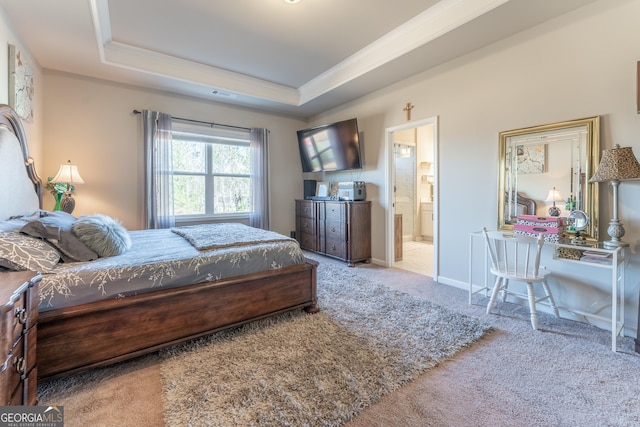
[[589, 145, 640, 248], [545, 187, 564, 217]]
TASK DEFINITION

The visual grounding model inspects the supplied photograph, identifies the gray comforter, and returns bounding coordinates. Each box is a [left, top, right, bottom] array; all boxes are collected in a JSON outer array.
[[39, 225, 305, 311]]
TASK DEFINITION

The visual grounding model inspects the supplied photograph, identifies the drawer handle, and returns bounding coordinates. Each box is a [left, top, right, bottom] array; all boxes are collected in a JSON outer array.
[[14, 308, 27, 325], [13, 356, 25, 375], [331, 244, 336, 250], [331, 227, 336, 232]]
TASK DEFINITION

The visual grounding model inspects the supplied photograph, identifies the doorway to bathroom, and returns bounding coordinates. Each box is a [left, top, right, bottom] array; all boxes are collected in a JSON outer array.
[[385, 117, 438, 279]]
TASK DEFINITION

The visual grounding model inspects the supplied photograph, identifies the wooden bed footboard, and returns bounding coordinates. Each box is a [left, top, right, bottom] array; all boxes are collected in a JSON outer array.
[[37, 258, 318, 381]]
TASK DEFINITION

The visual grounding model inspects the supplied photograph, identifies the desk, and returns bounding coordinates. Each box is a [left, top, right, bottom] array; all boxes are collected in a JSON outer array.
[[468, 231, 626, 352]]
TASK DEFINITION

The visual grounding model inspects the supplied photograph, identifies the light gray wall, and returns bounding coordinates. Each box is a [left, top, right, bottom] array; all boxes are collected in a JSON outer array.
[[309, 0, 640, 335]]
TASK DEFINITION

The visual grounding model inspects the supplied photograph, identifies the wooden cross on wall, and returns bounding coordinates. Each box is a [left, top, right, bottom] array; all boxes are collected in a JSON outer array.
[[403, 102, 414, 121]]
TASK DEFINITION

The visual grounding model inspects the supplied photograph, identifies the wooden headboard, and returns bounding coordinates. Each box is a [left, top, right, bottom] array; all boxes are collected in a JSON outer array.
[[0, 104, 42, 220]]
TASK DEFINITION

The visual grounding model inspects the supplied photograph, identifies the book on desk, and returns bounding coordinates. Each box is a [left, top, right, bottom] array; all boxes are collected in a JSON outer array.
[[580, 251, 613, 265]]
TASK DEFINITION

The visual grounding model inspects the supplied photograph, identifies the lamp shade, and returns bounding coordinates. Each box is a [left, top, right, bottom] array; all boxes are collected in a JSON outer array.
[[589, 145, 640, 182], [52, 160, 85, 184], [545, 187, 564, 203]]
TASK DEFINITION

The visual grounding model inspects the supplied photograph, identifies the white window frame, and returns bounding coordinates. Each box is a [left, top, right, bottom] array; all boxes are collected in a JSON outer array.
[[171, 120, 252, 225]]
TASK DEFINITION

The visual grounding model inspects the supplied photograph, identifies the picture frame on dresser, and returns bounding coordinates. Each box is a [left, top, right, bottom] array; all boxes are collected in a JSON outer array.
[[330, 182, 339, 198], [315, 181, 329, 197]]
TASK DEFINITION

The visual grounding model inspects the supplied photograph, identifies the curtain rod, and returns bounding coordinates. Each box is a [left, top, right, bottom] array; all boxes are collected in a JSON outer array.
[[132, 110, 251, 131]]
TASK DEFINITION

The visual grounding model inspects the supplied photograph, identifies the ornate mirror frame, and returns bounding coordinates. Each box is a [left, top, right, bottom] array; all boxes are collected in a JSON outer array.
[[498, 116, 600, 240]]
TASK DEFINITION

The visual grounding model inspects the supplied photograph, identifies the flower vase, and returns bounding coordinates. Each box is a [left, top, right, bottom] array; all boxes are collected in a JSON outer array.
[[53, 192, 63, 211]]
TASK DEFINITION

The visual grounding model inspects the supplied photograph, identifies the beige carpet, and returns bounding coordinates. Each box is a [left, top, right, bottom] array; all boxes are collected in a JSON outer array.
[[37, 253, 640, 426], [36, 354, 164, 426]]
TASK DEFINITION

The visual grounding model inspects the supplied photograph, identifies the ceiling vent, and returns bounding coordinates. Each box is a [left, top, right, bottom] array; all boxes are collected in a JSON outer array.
[[211, 89, 237, 99]]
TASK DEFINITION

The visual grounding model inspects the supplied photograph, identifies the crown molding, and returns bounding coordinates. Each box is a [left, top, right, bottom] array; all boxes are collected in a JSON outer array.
[[90, 0, 509, 107]]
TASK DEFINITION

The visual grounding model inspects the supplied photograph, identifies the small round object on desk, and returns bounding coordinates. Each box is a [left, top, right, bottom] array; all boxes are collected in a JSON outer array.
[[567, 210, 589, 244]]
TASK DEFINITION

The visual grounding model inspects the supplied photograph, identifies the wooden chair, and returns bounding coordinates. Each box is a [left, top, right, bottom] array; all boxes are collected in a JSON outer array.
[[482, 227, 559, 330]]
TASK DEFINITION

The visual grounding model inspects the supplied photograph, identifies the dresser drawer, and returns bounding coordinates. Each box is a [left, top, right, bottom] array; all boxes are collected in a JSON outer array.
[[325, 220, 345, 241], [296, 201, 316, 219], [1, 292, 27, 350], [298, 232, 317, 251], [0, 336, 25, 404], [325, 237, 345, 259], [7, 336, 25, 397], [324, 202, 344, 222], [0, 330, 36, 407], [298, 217, 316, 235]]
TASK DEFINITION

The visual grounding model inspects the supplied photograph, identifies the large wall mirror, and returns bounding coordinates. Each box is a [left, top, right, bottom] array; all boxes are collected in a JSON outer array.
[[498, 116, 600, 240]]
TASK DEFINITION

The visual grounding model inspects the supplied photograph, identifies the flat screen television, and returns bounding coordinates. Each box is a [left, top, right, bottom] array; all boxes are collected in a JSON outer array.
[[296, 118, 362, 172]]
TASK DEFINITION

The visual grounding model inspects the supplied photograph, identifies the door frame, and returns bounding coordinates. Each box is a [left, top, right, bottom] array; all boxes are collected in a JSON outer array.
[[385, 116, 439, 279]]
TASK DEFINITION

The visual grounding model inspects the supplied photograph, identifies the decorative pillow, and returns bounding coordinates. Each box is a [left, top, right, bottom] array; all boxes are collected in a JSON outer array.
[[72, 214, 132, 257], [21, 221, 98, 262], [0, 231, 61, 272]]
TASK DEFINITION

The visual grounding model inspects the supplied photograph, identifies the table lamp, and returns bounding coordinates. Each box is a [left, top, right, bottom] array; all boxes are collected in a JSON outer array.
[[545, 187, 564, 216], [589, 145, 640, 248], [52, 160, 85, 214]]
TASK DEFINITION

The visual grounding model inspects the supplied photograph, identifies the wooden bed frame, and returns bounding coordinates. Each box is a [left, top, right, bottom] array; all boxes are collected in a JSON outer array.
[[0, 105, 318, 381]]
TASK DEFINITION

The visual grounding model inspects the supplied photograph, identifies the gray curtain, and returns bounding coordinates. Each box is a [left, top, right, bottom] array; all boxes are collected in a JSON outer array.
[[249, 128, 270, 229], [143, 110, 175, 229]]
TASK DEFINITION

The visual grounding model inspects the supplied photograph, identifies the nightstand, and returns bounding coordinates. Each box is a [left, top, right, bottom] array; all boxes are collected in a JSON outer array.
[[0, 271, 41, 405]]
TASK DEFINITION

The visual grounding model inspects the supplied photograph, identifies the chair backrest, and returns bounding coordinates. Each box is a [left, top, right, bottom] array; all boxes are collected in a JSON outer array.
[[481, 227, 545, 279]]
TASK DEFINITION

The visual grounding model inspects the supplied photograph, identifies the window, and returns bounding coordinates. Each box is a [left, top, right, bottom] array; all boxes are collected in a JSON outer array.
[[171, 120, 252, 220]]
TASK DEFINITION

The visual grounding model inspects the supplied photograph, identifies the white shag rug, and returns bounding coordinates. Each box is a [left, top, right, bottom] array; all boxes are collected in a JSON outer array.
[[159, 262, 491, 426]]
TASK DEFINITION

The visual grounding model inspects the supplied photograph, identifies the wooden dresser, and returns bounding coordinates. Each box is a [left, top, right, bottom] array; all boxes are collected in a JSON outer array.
[[296, 199, 371, 266], [0, 271, 41, 405]]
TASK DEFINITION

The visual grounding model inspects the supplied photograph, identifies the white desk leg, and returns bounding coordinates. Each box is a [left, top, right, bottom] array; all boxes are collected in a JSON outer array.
[[621, 253, 625, 345], [468, 234, 473, 304], [611, 257, 617, 352]]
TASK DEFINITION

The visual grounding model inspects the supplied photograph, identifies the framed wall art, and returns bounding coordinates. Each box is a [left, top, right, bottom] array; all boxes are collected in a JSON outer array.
[[8, 44, 34, 122], [516, 143, 547, 174]]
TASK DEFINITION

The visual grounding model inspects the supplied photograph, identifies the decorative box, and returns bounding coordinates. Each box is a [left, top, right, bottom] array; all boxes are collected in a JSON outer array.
[[513, 215, 566, 243], [516, 215, 565, 228]]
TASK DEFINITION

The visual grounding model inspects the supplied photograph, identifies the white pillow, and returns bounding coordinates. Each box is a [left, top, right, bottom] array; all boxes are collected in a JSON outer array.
[[72, 214, 132, 257]]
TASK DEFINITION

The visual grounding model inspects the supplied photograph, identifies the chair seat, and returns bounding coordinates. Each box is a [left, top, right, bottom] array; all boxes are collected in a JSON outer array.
[[489, 265, 552, 282]]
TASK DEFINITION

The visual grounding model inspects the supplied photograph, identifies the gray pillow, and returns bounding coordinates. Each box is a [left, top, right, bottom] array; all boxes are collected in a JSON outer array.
[[72, 214, 132, 257], [0, 231, 61, 272], [21, 221, 98, 262]]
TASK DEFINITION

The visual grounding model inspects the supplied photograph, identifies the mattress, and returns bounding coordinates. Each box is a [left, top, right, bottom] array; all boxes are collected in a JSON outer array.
[[38, 227, 305, 311]]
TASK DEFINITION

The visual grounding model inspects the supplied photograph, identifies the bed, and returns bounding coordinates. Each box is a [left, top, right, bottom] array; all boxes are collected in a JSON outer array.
[[0, 104, 318, 381]]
